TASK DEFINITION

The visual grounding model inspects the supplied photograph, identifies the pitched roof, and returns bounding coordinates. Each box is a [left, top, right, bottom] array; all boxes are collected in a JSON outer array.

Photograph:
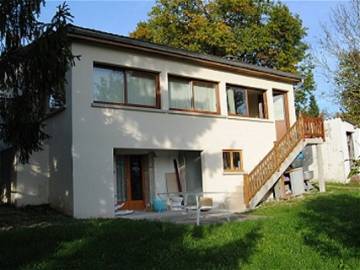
[[67, 24, 301, 84]]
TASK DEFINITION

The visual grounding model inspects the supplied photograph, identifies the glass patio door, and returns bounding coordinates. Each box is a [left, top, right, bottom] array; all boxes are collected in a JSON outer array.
[[273, 91, 289, 141], [115, 155, 145, 210]]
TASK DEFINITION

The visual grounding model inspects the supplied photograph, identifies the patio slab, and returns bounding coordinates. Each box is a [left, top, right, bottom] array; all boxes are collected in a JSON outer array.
[[116, 210, 261, 225]]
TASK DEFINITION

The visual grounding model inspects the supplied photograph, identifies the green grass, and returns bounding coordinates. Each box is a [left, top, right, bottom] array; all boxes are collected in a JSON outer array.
[[1, 184, 360, 270]]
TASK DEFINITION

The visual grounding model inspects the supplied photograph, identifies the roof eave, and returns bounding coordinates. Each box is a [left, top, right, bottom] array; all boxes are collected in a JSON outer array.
[[67, 25, 302, 84]]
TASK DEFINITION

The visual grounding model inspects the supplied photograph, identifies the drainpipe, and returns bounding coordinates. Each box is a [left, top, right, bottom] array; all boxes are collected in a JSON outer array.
[[317, 144, 326, 192]]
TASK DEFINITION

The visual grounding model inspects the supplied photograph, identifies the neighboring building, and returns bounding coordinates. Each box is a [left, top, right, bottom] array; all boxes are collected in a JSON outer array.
[[304, 118, 360, 183], [0, 25, 324, 218]]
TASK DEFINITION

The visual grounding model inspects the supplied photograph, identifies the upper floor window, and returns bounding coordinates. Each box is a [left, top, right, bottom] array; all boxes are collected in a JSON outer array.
[[93, 64, 160, 108], [226, 85, 267, 119], [169, 76, 219, 114]]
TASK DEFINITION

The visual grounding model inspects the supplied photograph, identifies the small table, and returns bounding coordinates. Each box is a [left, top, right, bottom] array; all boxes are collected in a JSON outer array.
[[157, 191, 229, 225]]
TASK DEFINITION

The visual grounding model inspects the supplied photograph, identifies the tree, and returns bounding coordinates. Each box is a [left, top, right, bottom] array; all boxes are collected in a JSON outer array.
[[131, 0, 308, 73], [131, 0, 319, 114], [294, 55, 317, 115], [335, 51, 360, 125], [0, 1, 77, 163], [320, 0, 360, 126], [307, 94, 320, 117]]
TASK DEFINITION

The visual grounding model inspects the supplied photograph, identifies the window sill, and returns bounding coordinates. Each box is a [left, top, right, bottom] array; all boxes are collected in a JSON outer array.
[[91, 102, 165, 114], [227, 115, 274, 123], [167, 110, 226, 119], [91, 102, 226, 118], [91, 102, 273, 123], [223, 171, 247, 175]]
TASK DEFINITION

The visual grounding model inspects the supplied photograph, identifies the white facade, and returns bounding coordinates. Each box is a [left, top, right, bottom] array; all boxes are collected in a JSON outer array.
[[9, 74, 74, 215], [70, 42, 296, 218], [3, 27, 300, 218], [13, 146, 49, 206], [304, 118, 360, 183]]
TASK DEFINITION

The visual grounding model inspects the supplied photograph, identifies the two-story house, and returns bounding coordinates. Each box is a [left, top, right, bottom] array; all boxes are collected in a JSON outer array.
[[0, 25, 324, 218]]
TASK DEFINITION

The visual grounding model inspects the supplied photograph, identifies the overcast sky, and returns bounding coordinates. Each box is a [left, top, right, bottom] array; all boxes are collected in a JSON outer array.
[[41, 0, 342, 114]]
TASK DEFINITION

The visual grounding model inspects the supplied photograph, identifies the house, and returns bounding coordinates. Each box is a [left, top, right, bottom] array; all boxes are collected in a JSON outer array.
[[304, 118, 360, 183], [0, 25, 324, 218]]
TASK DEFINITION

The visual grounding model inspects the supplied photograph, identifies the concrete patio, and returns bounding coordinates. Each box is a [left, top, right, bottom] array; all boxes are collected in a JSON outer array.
[[117, 210, 260, 225]]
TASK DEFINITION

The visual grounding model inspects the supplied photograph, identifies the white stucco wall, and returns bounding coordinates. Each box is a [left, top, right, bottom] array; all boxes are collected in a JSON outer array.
[[12, 73, 74, 214], [46, 111, 74, 215], [14, 146, 49, 206], [341, 121, 357, 178], [70, 42, 297, 218], [354, 129, 360, 159], [305, 118, 360, 183]]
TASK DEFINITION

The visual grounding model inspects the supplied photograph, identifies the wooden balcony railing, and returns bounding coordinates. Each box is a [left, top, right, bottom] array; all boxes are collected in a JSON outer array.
[[243, 115, 324, 205]]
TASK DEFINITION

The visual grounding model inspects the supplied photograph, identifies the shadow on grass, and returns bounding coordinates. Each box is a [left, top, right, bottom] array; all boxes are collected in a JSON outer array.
[[0, 205, 71, 230], [298, 193, 360, 258], [0, 219, 262, 270]]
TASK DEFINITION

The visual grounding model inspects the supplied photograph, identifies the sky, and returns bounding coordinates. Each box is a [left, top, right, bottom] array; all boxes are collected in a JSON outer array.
[[41, 0, 342, 114]]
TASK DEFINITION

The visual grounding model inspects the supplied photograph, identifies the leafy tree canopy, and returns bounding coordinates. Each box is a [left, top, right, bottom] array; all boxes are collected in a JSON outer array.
[[335, 51, 360, 125], [131, 0, 308, 73], [131, 0, 319, 115], [0, 1, 76, 163], [320, 0, 360, 126], [294, 54, 318, 116], [307, 94, 320, 117]]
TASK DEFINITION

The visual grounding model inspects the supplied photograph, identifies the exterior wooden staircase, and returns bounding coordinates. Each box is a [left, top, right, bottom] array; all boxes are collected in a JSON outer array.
[[243, 115, 325, 209]]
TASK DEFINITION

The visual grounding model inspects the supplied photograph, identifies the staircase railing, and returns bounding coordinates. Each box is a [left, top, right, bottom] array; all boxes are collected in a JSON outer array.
[[243, 115, 324, 205]]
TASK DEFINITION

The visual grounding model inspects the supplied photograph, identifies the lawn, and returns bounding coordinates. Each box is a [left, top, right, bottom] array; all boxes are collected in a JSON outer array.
[[1, 183, 359, 270]]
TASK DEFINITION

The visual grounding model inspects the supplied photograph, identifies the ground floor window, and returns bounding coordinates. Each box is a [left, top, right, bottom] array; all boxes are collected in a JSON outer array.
[[223, 150, 243, 172]]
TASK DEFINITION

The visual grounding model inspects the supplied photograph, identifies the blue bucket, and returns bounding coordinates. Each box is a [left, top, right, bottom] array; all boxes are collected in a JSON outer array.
[[153, 197, 167, 212]]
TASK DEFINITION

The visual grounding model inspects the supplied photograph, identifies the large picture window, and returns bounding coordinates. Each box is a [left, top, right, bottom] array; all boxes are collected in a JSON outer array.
[[93, 64, 159, 108], [169, 76, 219, 114], [227, 85, 267, 118]]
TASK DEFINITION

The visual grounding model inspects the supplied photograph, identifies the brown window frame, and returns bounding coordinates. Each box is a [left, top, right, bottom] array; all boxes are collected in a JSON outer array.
[[226, 84, 268, 119], [93, 63, 161, 109], [273, 89, 290, 128], [222, 149, 244, 172], [168, 75, 220, 115]]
